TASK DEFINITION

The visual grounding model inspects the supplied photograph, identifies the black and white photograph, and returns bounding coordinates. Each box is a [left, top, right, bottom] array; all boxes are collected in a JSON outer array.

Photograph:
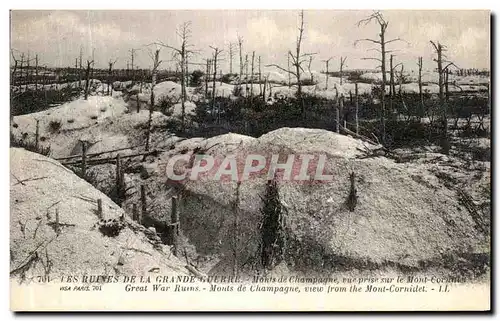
[[8, 9, 491, 311]]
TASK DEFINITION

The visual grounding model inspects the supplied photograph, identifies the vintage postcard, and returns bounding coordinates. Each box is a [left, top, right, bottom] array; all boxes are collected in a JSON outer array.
[[9, 9, 491, 311]]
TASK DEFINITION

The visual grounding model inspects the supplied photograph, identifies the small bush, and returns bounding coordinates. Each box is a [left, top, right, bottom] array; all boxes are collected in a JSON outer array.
[[12, 123, 18, 128], [67, 119, 75, 123], [48, 120, 62, 133], [100, 107, 107, 112], [96, 217, 125, 237], [157, 96, 177, 116], [90, 115, 98, 120], [190, 70, 204, 87]]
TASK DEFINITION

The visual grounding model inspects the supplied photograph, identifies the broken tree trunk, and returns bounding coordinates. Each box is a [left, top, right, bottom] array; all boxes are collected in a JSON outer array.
[[355, 82, 359, 135], [81, 141, 87, 178], [250, 51, 255, 97], [335, 100, 340, 133], [84, 60, 92, 100], [140, 185, 146, 225], [97, 199, 103, 219], [170, 196, 179, 256], [35, 120, 40, 151]]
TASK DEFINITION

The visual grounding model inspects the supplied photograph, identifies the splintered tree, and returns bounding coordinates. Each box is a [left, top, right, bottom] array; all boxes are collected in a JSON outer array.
[[430, 40, 458, 152], [205, 58, 212, 98], [417, 57, 424, 116], [388, 55, 402, 115], [244, 54, 249, 95], [228, 42, 236, 74], [307, 55, 314, 84], [145, 47, 162, 152], [238, 35, 244, 85], [25, 51, 31, 91], [267, 10, 314, 119], [339, 56, 347, 85], [129, 48, 140, 84], [19, 53, 24, 88], [210, 46, 223, 113], [107, 58, 118, 96], [157, 21, 196, 132], [34, 54, 39, 91], [78, 47, 83, 88], [287, 53, 291, 88], [84, 59, 94, 100], [355, 11, 406, 143], [250, 51, 255, 97], [260, 178, 287, 270], [258, 56, 262, 95], [10, 50, 18, 87], [322, 57, 333, 89]]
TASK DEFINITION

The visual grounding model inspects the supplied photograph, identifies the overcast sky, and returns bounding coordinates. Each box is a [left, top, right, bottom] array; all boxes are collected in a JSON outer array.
[[10, 10, 490, 72]]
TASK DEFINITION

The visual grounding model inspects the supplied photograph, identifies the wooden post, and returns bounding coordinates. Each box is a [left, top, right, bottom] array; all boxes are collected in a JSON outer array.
[[140, 185, 146, 225], [336, 103, 340, 134], [115, 154, 122, 186], [340, 95, 344, 123], [355, 82, 359, 135], [55, 208, 60, 235], [132, 203, 138, 221], [81, 141, 87, 178], [35, 120, 40, 150], [136, 94, 140, 113], [97, 199, 103, 219], [171, 196, 179, 256], [115, 154, 123, 206]]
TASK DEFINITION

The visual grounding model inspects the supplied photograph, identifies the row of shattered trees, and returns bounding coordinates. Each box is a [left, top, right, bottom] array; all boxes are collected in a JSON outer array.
[[163, 74, 490, 151]]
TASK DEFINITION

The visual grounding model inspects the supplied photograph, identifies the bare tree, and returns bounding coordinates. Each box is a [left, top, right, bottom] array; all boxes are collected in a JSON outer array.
[[157, 21, 196, 132], [430, 40, 458, 146], [10, 50, 18, 87], [339, 56, 347, 85], [287, 53, 291, 88], [244, 54, 249, 96], [397, 64, 404, 96], [250, 51, 255, 97], [388, 55, 402, 114], [210, 46, 224, 112], [262, 73, 268, 101], [185, 53, 190, 87], [107, 58, 118, 96], [19, 52, 25, 89], [84, 59, 94, 100], [389, 54, 394, 98], [355, 11, 406, 143], [238, 35, 244, 85], [307, 55, 314, 84], [228, 42, 236, 74], [33, 54, 39, 92], [79, 47, 83, 88], [267, 10, 314, 119], [258, 56, 262, 96], [417, 56, 424, 117], [129, 48, 140, 84], [322, 57, 333, 89], [145, 47, 162, 152], [25, 51, 30, 91], [205, 58, 212, 98]]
